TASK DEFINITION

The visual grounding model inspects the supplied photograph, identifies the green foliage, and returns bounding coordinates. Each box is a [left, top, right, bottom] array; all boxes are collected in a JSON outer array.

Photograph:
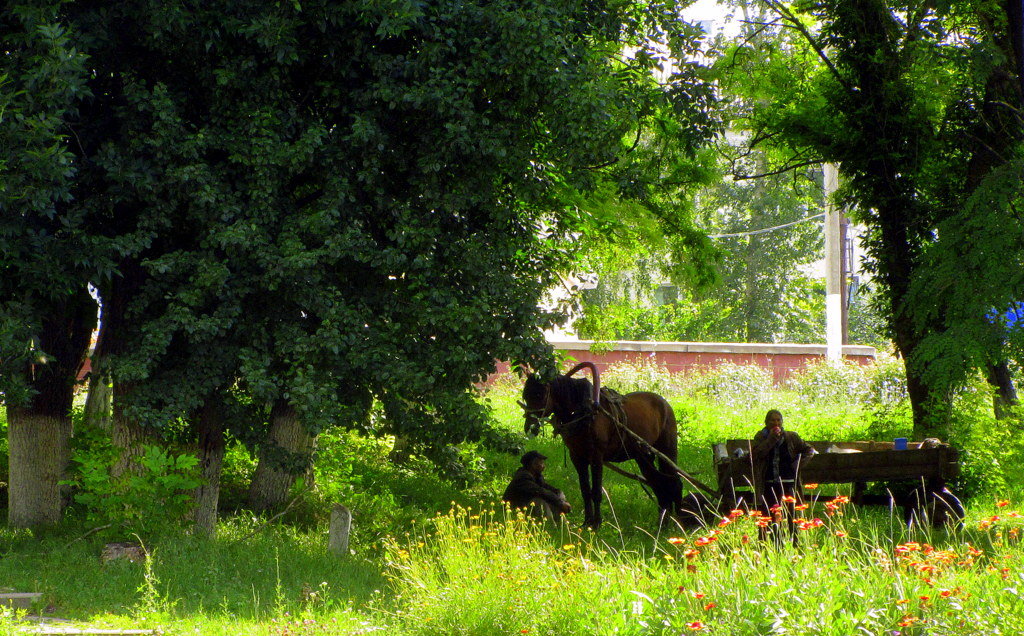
[[946, 376, 1024, 498], [601, 359, 685, 396], [5, 0, 720, 474], [865, 354, 911, 406], [787, 360, 869, 404], [718, 0, 1024, 431], [65, 440, 201, 537], [684, 362, 774, 408]]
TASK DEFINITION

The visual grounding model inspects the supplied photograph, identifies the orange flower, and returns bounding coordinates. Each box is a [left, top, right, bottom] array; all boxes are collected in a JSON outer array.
[[781, 495, 797, 504], [898, 616, 918, 627], [683, 549, 700, 560], [703, 602, 716, 611], [718, 517, 732, 527], [794, 503, 809, 510], [692, 592, 706, 600], [729, 508, 745, 518], [804, 483, 819, 489], [997, 500, 1011, 507], [685, 621, 704, 631], [833, 495, 850, 504], [668, 537, 685, 545], [919, 595, 931, 602], [835, 531, 848, 538], [939, 589, 954, 598], [896, 599, 909, 605], [694, 536, 716, 547]]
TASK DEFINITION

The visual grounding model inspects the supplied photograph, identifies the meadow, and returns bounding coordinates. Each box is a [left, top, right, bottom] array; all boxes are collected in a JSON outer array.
[[2, 359, 1024, 635]]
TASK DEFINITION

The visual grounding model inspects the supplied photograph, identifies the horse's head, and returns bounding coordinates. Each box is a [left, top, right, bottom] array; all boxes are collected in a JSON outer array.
[[520, 375, 552, 436]]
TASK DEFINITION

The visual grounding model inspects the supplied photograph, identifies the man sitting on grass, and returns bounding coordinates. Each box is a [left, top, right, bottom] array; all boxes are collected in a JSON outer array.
[[503, 450, 571, 522]]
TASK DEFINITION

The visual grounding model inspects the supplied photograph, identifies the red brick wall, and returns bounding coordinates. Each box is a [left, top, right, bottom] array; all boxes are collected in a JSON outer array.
[[494, 340, 876, 385]]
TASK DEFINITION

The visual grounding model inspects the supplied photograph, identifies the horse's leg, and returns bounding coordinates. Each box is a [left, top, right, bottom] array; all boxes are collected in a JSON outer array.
[[635, 454, 674, 521], [572, 456, 594, 528], [589, 461, 604, 529]]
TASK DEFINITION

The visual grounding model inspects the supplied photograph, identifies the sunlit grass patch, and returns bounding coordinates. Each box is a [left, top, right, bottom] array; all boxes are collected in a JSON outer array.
[[383, 502, 1024, 635]]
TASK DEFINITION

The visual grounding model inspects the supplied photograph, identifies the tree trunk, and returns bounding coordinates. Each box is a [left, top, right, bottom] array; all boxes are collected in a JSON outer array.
[[987, 360, 1019, 420], [6, 288, 96, 529], [247, 401, 315, 512], [192, 399, 226, 538], [82, 373, 112, 432], [111, 381, 150, 478], [7, 409, 71, 528], [389, 434, 412, 464]]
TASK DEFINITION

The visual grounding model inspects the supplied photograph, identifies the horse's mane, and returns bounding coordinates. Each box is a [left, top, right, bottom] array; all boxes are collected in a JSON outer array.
[[548, 375, 594, 425]]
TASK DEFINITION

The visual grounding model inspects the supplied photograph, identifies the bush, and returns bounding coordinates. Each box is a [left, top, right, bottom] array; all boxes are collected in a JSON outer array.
[[601, 359, 683, 397], [863, 355, 909, 406], [684, 363, 773, 408], [64, 432, 201, 537], [787, 360, 869, 404]]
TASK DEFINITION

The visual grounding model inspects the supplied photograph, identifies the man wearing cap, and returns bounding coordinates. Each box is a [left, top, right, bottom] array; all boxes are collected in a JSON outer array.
[[503, 450, 571, 522]]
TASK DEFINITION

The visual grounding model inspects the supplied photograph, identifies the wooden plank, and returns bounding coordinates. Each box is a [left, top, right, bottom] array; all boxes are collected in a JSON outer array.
[[714, 448, 959, 486]]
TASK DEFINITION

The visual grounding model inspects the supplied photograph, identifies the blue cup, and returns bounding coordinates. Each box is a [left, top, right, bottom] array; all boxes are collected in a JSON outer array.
[[894, 437, 908, 450]]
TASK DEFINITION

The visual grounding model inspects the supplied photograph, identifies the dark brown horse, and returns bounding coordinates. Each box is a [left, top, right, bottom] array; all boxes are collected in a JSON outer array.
[[521, 364, 685, 528]]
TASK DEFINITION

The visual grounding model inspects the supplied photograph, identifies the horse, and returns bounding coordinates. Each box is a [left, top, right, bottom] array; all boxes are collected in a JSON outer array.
[[520, 364, 687, 529]]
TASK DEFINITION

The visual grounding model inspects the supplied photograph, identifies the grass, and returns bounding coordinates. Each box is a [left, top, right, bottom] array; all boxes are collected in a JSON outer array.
[[2, 363, 1024, 634]]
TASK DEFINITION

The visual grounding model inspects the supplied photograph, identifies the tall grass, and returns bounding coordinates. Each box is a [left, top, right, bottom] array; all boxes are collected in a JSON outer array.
[[384, 503, 1024, 635], [3, 358, 1024, 633]]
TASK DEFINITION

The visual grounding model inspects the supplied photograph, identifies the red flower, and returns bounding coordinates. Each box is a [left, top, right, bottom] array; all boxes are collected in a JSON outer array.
[[667, 537, 685, 545], [729, 508, 745, 518], [703, 602, 716, 611], [685, 621, 704, 631], [997, 500, 1010, 507]]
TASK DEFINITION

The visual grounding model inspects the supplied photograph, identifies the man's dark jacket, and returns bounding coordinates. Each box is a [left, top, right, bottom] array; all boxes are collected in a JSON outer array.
[[503, 467, 564, 509]]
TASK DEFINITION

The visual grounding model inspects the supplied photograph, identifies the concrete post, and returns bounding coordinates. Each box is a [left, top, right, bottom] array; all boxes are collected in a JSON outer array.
[[328, 504, 352, 557], [824, 163, 843, 361]]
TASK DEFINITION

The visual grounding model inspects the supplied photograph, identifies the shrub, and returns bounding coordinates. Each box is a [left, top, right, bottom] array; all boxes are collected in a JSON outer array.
[[684, 363, 773, 408], [601, 358, 683, 397], [64, 435, 201, 537], [864, 354, 909, 406], [787, 360, 869, 404]]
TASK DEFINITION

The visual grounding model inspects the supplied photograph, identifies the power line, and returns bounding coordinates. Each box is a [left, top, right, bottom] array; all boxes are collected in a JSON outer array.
[[707, 213, 825, 239]]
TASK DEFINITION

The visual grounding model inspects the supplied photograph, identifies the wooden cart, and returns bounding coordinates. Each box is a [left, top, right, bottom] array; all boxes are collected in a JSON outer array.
[[712, 439, 963, 526]]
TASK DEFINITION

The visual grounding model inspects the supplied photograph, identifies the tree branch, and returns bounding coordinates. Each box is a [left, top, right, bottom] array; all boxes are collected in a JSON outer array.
[[762, 0, 855, 95], [732, 158, 823, 181]]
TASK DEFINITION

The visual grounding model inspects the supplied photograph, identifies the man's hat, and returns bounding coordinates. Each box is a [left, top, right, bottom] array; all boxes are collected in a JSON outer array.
[[521, 450, 547, 466]]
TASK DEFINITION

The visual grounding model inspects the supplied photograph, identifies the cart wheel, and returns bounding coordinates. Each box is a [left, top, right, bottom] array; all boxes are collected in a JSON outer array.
[[904, 486, 965, 528]]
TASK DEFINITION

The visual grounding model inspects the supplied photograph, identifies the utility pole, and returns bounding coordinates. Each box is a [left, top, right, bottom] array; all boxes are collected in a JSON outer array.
[[824, 163, 843, 361]]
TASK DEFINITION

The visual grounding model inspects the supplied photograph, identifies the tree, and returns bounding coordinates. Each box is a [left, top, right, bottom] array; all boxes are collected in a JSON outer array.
[[2, 0, 719, 529], [0, 2, 95, 528], [721, 0, 1023, 436]]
